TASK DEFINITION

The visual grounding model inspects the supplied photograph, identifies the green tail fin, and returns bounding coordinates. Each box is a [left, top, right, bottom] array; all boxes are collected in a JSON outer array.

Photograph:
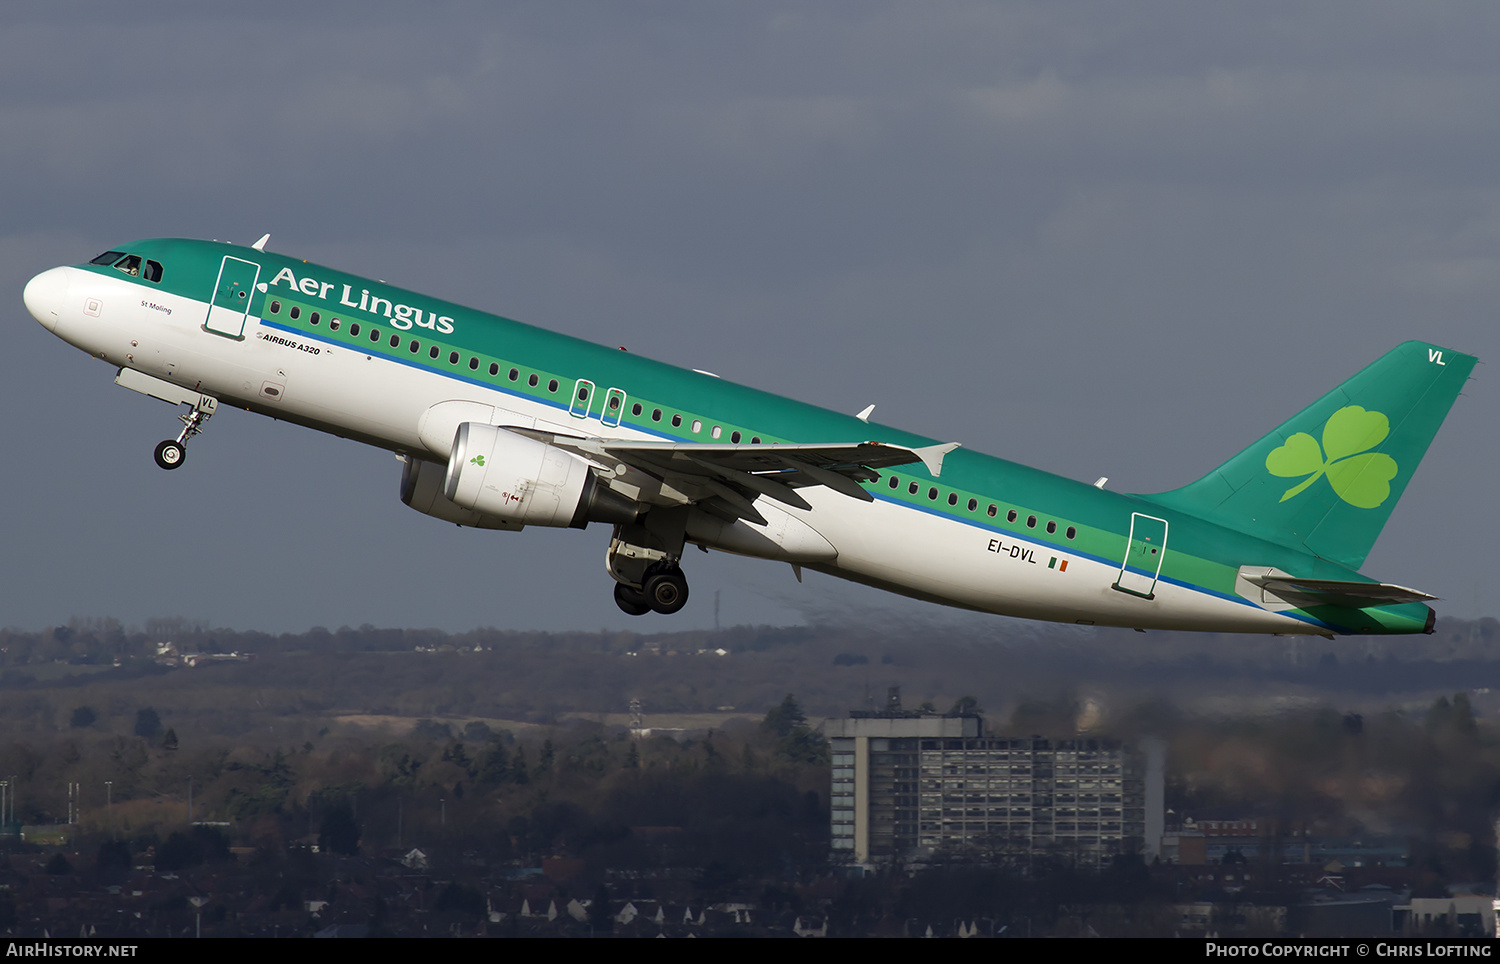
[[1143, 341, 1476, 569]]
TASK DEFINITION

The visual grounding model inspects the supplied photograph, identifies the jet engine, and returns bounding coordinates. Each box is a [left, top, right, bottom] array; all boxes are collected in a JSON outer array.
[[401, 457, 524, 529], [443, 422, 638, 529]]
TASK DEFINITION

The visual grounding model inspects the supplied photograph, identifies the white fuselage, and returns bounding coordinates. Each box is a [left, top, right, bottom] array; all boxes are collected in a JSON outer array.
[[26, 263, 1316, 635]]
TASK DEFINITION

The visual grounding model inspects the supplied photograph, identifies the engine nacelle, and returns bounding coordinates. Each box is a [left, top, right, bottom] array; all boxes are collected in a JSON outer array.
[[445, 422, 638, 529], [401, 457, 524, 530]]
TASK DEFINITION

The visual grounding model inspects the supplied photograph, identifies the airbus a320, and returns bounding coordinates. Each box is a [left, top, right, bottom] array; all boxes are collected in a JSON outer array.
[[24, 237, 1476, 636]]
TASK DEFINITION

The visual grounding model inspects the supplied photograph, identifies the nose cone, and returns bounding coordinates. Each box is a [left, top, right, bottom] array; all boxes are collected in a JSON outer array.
[[24, 266, 70, 332]]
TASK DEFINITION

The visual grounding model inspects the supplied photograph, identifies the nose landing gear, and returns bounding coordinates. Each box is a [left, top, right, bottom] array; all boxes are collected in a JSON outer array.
[[153, 396, 216, 470], [153, 440, 186, 470]]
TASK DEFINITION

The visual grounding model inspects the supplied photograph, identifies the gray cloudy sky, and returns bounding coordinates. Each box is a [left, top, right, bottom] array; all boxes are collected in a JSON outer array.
[[3, 2, 1496, 634]]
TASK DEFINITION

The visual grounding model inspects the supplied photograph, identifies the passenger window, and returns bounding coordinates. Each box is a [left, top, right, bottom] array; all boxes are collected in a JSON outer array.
[[489, 363, 499, 376], [692, 420, 702, 434], [469, 357, 479, 370], [987, 505, 997, 517], [967, 498, 977, 511], [909, 482, 919, 495], [529, 374, 539, 387], [632, 403, 643, 416], [410, 340, 421, 353], [350, 323, 361, 336], [947, 493, 958, 506], [1046, 521, 1057, 534], [509, 368, 519, 381], [1066, 526, 1077, 540], [1007, 510, 1018, 523], [449, 351, 460, 365], [144, 260, 163, 283], [651, 409, 662, 422], [290, 306, 301, 320], [928, 487, 939, 501], [310, 312, 320, 325], [371, 329, 381, 342], [548, 379, 559, 392], [671, 414, 682, 427], [269, 300, 281, 314], [429, 346, 440, 359], [751, 437, 761, 444], [390, 334, 400, 348], [1026, 515, 1037, 528], [889, 476, 900, 489], [330, 319, 341, 331]]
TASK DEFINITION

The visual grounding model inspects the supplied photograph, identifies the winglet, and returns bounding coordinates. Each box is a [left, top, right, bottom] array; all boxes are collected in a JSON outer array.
[[855, 404, 875, 423], [251, 233, 270, 252], [913, 442, 962, 478]]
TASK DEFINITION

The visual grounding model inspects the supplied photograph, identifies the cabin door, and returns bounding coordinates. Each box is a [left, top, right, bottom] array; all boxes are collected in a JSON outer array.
[[204, 256, 261, 339], [1113, 512, 1168, 599]]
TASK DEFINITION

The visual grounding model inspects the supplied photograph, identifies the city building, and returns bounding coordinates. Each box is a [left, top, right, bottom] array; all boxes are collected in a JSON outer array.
[[827, 689, 1159, 868]]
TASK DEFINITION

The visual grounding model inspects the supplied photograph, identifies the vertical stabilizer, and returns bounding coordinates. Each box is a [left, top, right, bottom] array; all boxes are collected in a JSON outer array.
[[1143, 341, 1476, 569]]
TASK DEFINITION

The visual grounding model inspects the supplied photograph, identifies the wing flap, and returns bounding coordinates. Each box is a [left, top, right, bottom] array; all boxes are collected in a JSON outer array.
[[525, 432, 954, 522]]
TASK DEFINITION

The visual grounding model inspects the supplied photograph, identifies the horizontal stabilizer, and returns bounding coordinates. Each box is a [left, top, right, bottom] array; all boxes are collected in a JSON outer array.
[[1240, 567, 1437, 608]]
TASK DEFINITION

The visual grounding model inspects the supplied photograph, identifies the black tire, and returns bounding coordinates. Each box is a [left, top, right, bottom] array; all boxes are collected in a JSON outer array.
[[614, 582, 651, 616], [153, 440, 186, 470], [643, 570, 689, 615]]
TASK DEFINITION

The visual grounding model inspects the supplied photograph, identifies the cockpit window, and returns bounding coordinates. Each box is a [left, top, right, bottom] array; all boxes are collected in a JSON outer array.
[[88, 250, 160, 281]]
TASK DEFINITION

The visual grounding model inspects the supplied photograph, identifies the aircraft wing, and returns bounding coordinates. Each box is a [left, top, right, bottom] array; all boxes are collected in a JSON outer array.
[[514, 429, 960, 526]]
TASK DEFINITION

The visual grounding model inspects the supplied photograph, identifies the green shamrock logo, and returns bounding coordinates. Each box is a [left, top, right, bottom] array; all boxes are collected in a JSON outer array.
[[1264, 405, 1398, 508], [470, 455, 486, 467]]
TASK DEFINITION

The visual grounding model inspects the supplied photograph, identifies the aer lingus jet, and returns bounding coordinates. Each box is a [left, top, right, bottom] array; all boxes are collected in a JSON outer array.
[[24, 237, 1475, 635]]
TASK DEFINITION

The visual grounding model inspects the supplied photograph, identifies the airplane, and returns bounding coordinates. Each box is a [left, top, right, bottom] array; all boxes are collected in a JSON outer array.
[[23, 237, 1476, 636]]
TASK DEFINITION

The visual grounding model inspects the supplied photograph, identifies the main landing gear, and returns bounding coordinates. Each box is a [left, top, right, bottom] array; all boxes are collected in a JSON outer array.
[[607, 513, 692, 616], [153, 396, 217, 470], [612, 564, 690, 616]]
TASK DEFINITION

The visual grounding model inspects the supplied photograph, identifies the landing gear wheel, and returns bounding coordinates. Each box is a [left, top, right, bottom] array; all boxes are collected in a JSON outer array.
[[643, 569, 690, 615], [153, 440, 186, 470], [614, 582, 651, 617]]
